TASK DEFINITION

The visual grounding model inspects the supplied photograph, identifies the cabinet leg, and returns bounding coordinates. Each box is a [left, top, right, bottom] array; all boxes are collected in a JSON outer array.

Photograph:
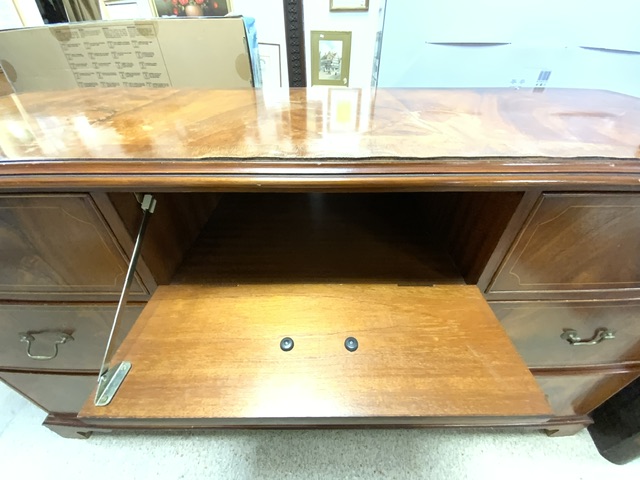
[[545, 423, 587, 437], [43, 414, 94, 439]]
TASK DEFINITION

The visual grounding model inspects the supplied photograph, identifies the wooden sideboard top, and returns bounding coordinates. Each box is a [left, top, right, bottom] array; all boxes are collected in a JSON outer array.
[[1, 87, 639, 190]]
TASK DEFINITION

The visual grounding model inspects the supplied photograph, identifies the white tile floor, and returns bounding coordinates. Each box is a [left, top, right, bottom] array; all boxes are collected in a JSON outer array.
[[1, 381, 639, 480]]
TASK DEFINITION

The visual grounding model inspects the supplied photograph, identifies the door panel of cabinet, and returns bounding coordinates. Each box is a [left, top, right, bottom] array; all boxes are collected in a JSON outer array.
[[488, 194, 640, 300], [491, 300, 640, 367], [535, 371, 640, 417], [0, 304, 143, 372], [0, 194, 149, 301]]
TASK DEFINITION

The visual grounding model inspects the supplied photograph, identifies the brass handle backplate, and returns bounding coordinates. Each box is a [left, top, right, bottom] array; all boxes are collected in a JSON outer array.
[[19, 332, 74, 360], [561, 327, 615, 346]]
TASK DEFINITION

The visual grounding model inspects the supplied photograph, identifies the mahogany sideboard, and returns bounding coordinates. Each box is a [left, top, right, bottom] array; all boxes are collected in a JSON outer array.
[[1, 87, 640, 438]]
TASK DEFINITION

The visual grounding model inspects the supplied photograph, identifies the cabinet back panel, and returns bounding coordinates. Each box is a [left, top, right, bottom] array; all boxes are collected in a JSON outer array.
[[172, 193, 464, 285]]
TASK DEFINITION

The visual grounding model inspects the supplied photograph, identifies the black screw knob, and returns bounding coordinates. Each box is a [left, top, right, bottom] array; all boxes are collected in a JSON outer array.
[[280, 337, 294, 351], [344, 337, 358, 352]]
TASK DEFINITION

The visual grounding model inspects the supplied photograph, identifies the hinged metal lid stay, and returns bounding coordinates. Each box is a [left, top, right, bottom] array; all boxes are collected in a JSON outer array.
[[94, 194, 156, 407]]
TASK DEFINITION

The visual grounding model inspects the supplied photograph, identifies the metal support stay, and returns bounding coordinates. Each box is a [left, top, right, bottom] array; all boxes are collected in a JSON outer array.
[[95, 194, 156, 407]]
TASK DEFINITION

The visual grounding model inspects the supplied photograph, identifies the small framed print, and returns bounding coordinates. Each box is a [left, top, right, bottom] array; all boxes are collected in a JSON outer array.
[[258, 43, 282, 88], [310, 31, 352, 87], [330, 0, 369, 12]]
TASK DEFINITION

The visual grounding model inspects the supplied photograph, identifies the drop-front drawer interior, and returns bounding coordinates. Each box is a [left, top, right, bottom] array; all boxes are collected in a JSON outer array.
[[77, 192, 551, 424]]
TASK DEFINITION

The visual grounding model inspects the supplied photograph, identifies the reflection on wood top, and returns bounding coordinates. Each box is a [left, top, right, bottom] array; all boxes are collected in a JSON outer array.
[[1, 87, 639, 190], [1, 87, 639, 160]]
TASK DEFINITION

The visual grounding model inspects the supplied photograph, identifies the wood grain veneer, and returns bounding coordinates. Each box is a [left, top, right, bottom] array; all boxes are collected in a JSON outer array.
[[80, 284, 551, 421], [0, 88, 639, 190], [491, 300, 640, 368], [535, 372, 640, 417], [0, 372, 96, 414], [0, 194, 150, 301], [415, 192, 525, 284], [172, 193, 462, 285], [488, 193, 640, 300], [0, 304, 142, 372], [105, 193, 221, 285]]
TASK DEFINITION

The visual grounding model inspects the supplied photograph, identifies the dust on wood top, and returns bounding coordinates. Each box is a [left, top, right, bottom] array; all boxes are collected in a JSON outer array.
[[80, 284, 551, 421]]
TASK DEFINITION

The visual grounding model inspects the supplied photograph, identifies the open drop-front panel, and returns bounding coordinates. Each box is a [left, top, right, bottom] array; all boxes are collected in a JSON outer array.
[[80, 283, 551, 425]]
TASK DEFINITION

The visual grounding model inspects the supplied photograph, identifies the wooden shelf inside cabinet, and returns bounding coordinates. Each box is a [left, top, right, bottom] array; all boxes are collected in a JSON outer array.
[[80, 284, 551, 423]]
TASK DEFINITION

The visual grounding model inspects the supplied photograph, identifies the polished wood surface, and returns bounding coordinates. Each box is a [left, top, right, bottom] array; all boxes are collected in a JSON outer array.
[[535, 372, 640, 417], [0, 194, 150, 301], [80, 284, 550, 421], [489, 193, 640, 300], [416, 192, 524, 284], [491, 300, 640, 367], [1, 88, 639, 190], [0, 304, 142, 372], [172, 193, 463, 285]]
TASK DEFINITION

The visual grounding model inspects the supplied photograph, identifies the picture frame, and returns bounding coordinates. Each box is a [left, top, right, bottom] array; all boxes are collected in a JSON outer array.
[[258, 43, 282, 88], [330, 0, 369, 12], [151, 0, 233, 17], [310, 31, 352, 87]]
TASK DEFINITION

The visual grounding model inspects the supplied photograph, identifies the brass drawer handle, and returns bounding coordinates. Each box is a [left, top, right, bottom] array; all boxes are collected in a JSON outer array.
[[19, 332, 74, 360], [561, 328, 615, 346]]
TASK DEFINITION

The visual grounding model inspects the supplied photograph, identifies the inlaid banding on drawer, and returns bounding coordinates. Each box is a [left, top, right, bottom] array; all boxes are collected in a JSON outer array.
[[487, 194, 640, 300], [0, 194, 150, 301], [491, 300, 640, 368], [0, 304, 142, 372]]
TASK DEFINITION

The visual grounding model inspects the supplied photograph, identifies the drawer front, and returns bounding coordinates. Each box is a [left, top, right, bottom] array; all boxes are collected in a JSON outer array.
[[0, 372, 95, 414], [535, 371, 640, 417], [491, 301, 640, 367], [0, 304, 143, 371], [0, 194, 149, 301], [488, 194, 640, 300]]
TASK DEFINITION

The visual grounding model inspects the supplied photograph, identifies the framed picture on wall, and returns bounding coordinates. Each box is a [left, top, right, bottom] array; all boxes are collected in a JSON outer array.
[[330, 0, 369, 12], [258, 43, 282, 88], [310, 31, 352, 87]]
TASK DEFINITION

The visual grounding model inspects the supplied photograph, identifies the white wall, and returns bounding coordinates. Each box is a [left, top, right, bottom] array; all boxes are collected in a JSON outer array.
[[0, 1, 25, 30], [378, 0, 640, 97], [303, 0, 383, 88], [12, 0, 44, 27], [232, 0, 288, 87]]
